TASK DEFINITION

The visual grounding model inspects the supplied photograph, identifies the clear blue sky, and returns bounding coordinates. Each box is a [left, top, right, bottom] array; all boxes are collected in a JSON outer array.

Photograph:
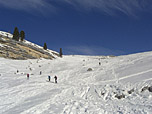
[[0, 0, 152, 55]]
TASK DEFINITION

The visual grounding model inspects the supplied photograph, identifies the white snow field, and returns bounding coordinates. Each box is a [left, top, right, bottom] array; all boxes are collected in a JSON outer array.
[[0, 52, 152, 114]]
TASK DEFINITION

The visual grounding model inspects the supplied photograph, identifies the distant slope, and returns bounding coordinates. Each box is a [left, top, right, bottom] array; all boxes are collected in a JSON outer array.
[[0, 31, 59, 59]]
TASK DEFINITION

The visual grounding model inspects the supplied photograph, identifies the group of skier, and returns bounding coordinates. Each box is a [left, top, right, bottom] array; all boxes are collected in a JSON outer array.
[[26, 71, 58, 83], [48, 75, 58, 83]]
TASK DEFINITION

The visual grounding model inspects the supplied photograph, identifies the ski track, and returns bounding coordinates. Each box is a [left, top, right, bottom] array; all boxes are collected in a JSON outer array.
[[0, 52, 152, 114], [100, 69, 152, 83]]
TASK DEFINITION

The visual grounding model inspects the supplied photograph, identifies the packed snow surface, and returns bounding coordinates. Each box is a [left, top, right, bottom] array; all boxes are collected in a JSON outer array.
[[0, 52, 152, 114]]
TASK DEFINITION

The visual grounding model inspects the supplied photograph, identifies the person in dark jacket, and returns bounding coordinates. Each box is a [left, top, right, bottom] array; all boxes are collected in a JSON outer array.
[[54, 76, 57, 83], [99, 62, 101, 65], [48, 75, 51, 81], [40, 71, 42, 75]]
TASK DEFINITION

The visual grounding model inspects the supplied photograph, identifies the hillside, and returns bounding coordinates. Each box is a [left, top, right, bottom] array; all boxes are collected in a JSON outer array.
[[0, 51, 152, 114], [0, 31, 59, 60]]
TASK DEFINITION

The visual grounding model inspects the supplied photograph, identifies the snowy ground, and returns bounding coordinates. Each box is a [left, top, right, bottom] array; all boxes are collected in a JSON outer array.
[[0, 31, 13, 38], [0, 52, 152, 114]]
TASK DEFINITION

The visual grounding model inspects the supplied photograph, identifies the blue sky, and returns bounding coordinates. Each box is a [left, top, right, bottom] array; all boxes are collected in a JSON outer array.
[[0, 0, 152, 55]]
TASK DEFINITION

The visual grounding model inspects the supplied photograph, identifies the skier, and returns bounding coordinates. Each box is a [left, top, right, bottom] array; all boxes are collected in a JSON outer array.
[[54, 76, 57, 83], [27, 73, 29, 79], [48, 75, 51, 81], [40, 71, 42, 75], [99, 62, 101, 65]]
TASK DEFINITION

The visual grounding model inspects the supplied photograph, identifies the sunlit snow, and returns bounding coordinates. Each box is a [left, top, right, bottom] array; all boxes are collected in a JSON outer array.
[[0, 52, 152, 114]]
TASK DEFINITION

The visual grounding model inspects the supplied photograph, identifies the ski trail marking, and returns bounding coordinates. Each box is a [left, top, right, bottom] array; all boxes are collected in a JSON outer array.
[[100, 69, 152, 83], [119, 69, 152, 80], [143, 78, 152, 82]]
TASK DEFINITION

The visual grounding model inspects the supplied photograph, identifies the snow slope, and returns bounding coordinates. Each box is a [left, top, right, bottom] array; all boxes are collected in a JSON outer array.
[[0, 52, 152, 114], [23, 40, 58, 58], [0, 31, 13, 38]]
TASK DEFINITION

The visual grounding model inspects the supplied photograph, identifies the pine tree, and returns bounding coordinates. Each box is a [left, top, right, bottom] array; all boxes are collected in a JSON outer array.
[[59, 48, 63, 57], [13, 27, 19, 41], [20, 30, 25, 41], [43, 43, 47, 50]]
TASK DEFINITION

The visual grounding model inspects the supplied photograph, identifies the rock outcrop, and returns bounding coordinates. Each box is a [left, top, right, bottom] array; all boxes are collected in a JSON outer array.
[[0, 32, 59, 60]]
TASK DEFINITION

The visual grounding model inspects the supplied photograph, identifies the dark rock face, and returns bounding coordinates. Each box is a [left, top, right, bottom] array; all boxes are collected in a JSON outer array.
[[141, 86, 152, 93], [87, 68, 93, 71], [115, 94, 125, 99], [141, 86, 149, 92], [128, 89, 134, 94], [148, 86, 152, 92]]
